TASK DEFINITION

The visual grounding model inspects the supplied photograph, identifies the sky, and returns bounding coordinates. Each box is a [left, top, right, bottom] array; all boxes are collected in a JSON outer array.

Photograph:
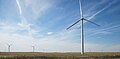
[[0, 0, 120, 52]]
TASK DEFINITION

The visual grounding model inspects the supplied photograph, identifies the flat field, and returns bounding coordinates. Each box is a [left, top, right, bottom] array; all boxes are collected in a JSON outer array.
[[0, 52, 120, 59]]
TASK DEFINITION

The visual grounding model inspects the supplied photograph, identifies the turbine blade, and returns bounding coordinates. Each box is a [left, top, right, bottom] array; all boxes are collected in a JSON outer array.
[[84, 19, 100, 26], [79, 0, 83, 18], [66, 19, 81, 30]]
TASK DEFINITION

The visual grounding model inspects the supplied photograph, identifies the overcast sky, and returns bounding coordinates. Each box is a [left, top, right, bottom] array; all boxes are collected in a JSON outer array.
[[0, 0, 120, 52]]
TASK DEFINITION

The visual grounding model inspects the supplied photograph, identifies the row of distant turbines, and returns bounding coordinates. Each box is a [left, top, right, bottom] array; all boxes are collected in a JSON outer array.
[[2, 44, 103, 52], [3, 44, 35, 52], [1, 44, 105, 52]]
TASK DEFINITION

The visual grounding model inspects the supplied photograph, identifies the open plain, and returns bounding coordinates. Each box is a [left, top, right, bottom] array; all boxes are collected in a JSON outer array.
[[0, 52, 120, 59]]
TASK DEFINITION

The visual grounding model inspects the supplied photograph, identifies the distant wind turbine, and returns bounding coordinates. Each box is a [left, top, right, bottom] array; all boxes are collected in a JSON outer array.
[[7, 44, 12, 52], [32, 46, 35, 52], [66, 0, 100, 54]]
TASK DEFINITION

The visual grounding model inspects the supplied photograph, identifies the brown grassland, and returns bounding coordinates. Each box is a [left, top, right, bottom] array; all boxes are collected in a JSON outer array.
[[0, 52, 120, 59]]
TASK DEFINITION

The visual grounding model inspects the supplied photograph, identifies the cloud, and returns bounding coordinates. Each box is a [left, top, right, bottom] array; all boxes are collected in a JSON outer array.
[[0, 28, 120, 52], [0, 22, 19, 34], [105, 0, 120, 13], [17, 17, 31, 30], [15, 0, 56, 36], [47, 32, 54, 35], [23, 0, 55, 20], [16, 0, 30, 30], [90, 25, 120, 36], [0, 28, 77, 52], [87, 0, 116, 20], [0, 0, 120, 52], [15, 0, 38, 36], [0, 29, 79, 52], [16, 0, 22, 15], [108, 44, 120, 52]]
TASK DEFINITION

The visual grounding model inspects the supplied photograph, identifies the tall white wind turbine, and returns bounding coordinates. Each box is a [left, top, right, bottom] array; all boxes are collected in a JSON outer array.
[[66, 0, 100, 54]]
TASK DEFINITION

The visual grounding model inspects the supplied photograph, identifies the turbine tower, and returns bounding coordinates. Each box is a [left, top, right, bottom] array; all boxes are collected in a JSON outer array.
[[7, 44, 11, 52], [32, 46, 35, 52], [66, 0, 100, 54]]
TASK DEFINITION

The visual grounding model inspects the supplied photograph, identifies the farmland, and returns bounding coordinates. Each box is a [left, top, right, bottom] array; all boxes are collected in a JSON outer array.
[[0, 52, 120, 59]]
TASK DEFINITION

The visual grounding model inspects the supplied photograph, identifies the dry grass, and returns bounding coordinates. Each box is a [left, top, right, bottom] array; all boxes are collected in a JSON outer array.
[[0, 52, 120, 59]]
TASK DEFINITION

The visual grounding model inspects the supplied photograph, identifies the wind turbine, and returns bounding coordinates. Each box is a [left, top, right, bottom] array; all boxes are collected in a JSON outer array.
[[66, 0, 100, 54], [32, 46, 35, 52], [7, 44, 11, 52]]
